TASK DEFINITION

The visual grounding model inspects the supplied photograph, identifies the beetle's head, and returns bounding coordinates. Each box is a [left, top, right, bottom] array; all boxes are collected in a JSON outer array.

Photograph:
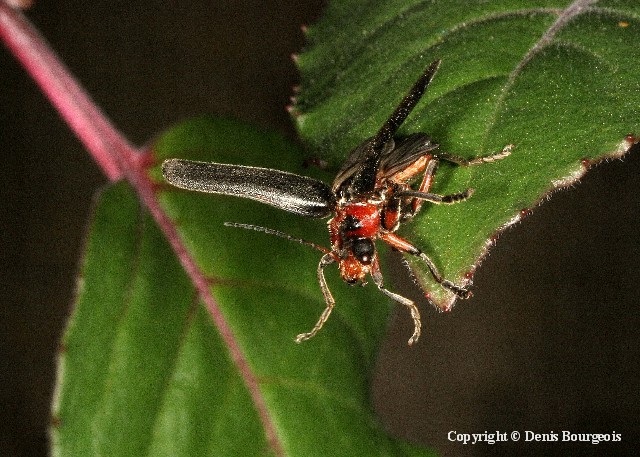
[[338, 237, 376, 285]]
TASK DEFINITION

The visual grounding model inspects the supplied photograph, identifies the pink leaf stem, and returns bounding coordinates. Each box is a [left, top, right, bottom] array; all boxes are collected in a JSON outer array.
[[0, 3, 126, 180]]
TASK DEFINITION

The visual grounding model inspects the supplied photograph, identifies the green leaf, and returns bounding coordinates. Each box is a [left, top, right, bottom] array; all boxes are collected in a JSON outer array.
[[53, 181, 270, 456], [52, 118, 436, 456], [294, 0, 639, 306]]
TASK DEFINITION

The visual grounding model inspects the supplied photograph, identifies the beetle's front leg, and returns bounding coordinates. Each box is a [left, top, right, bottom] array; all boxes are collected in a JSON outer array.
[[295, 253, 337, 343], [379, 232, 471, 299], [370, 259, 421, 345]]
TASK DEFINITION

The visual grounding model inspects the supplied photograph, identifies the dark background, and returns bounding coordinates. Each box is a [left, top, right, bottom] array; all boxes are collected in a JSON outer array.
[[1, 2, 638, 456]]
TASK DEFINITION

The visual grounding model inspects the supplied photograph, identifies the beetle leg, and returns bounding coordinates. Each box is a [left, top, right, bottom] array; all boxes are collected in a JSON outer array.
[[399, 188, 474, 205], [379, 232, 471, 299], [295, 253, 337, 343], [400, 157, 473, 217], [438, 144, 513, 166], [371, 259, 421, 345], [408, 156, 438, 215], [403, 144, 512, 219]]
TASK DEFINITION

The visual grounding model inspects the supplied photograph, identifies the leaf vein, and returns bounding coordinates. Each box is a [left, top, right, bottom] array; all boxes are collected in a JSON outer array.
[[482, 0, 600, 149], [143, 293, 202, 457], [90, 203, 147, 455]]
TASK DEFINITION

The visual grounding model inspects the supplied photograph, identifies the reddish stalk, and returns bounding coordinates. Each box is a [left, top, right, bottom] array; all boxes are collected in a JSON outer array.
[[0, 3, 126, 179], [0, 4, 284, 455]]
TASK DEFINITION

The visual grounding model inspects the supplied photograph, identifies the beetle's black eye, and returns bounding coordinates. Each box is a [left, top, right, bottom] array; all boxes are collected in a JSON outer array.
[[351, 238, 375, 265]]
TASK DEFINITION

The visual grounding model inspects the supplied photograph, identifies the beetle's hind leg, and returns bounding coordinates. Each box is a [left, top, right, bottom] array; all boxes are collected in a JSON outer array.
[[438, 144, 513, 166], [295, 253, 336, 343]]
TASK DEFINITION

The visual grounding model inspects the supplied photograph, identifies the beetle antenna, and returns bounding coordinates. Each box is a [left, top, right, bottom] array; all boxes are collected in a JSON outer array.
[[224, 222, 331, 255]]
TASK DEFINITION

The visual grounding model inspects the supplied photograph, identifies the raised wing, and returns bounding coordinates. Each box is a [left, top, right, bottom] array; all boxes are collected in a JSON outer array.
[[162, 159, 336, 218], [346, 60, 441, 197]]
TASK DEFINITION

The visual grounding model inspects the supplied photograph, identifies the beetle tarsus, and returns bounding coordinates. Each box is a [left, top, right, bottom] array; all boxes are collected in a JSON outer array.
[[440, 279, 472, 299], [296, 253, 337, 343], [295, 303, 334, 343], [380, 287, 422, 346], [417, 252, 470, 299], [372, 267, 421, 345], [438, 144, 514, 166]]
